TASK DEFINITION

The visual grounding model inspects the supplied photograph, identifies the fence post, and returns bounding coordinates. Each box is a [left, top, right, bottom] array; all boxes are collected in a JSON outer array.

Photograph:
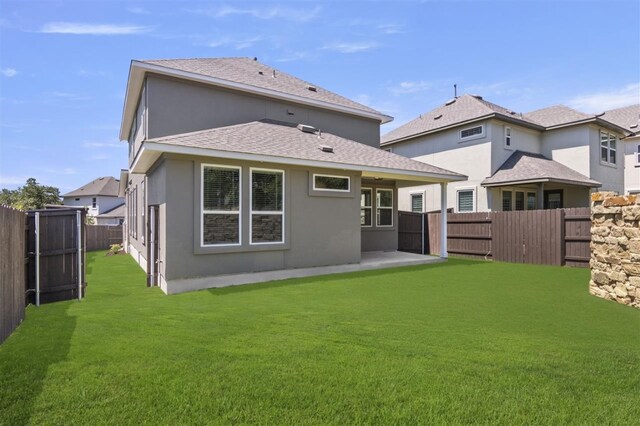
[[559, 208, 566, 266], [76, 210, 82, 300], [34, 211, 40, 307]]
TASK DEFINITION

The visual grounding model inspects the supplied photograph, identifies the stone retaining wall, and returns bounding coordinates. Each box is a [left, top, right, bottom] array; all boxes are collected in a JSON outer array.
[[590, 192, 640, 308]]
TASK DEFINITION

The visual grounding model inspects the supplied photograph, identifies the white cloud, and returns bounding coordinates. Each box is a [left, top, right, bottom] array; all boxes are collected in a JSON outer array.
[[83, 141, 124, 149], [389, 80, 433, 95], [567, 83, 640, 113], [89, 153, 109, 160], [40, 22, 151, 35], [127, 6, 149, 15], [44, 168, 77, 175], [197, 5, 321, 22], [1, 68, 17, 77], [207, 36, 262, 50], [378, 23, 404, 35], [321, 42, 379, 53], [275, 52, 312, 63]]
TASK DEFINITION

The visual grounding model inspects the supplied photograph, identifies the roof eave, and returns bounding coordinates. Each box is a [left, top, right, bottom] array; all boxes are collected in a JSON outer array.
[[481, 177, 601, 188]]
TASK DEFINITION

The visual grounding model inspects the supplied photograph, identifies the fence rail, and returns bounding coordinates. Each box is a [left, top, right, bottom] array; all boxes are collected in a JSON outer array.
[[0, 206, 26, 344], [398, 207, 591, 267], [86, 225, 123, 251]]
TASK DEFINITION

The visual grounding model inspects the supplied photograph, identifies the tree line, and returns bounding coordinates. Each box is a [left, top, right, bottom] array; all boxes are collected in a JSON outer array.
[[0, 178, 62, 210]]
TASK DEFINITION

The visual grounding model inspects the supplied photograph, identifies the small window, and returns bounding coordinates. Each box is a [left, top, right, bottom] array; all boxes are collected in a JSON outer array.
[[251, 168, 284, 244], [460, 125, 484, 140], [376, 189, 393, 227], [502, 191, 512, 211], [457, 190, 474, 212], [92, 197, 97, 208], [411, 193, 423, 213], [527, 192, 537, 210], [600, 131, 617, 165], [361, 188, 372, 227], [515, 191, 525, 211], [141, 180, 145, 245], [313, 174, 350, 192], [505, 127, 512, 148], [636, 144, 640, 165], [201, 165, 241, 246]]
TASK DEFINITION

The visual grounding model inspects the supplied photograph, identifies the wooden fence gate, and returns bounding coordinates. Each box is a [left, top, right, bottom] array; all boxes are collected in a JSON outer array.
[[26, 209, 87, 304], [0, 206, 26, 344], [398, 207, 591, 267]]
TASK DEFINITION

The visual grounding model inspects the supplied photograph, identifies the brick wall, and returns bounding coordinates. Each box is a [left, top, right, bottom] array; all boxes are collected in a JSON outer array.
[[590, 192, 640, 308]]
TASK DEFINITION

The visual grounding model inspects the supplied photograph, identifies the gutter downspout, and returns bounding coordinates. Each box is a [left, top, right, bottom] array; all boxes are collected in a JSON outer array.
[[440, 183, 448, 258]]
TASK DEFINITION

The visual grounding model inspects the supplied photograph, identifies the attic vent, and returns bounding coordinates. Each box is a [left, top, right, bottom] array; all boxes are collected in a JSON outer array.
[[445, 98, 456, 106], [297, 124, 317, 134], [320, 145, 334, 153], [307, 86, 317, 92], [434, 114, 443, 120], [471, 94, 483, 100]]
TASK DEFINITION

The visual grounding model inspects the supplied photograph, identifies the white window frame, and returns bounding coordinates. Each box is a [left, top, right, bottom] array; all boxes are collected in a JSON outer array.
[[410, 192, 424, 213], [600, 131, 618, 166], [459, 124, 485, 141], [504, 126, 512, 149], [250, 167, 285, 245], [361, 187, 373, 228], [201, 163, 242, 248], [456, 187, 476, 213], [92, 197, 97, 208], [501, 189, 512, 212], [312, 173, 350, 193], [636, 144, 640, 166], [376, 188, 394, 227]]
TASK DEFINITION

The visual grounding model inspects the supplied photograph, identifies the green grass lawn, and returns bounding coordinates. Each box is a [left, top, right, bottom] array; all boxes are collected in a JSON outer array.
[[1, 252, 639, 425]]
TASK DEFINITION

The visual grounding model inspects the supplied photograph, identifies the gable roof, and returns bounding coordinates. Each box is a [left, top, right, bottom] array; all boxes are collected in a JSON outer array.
[[120, 58, 392, 140], [63, 177, 121, 198], [381, 94, 543, 145], [137, 119, 466, 183], [382, 94, 633, 146], [600, 104, 640, 134], [481, 151, 601, 188]]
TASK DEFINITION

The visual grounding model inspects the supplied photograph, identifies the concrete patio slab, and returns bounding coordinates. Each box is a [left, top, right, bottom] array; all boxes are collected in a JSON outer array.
[[168, 251, 444, 294]]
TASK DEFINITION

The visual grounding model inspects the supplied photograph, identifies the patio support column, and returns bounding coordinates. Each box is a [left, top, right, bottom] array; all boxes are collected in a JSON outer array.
[[440, 182, 448, 258], [538, 182, 545, 209]]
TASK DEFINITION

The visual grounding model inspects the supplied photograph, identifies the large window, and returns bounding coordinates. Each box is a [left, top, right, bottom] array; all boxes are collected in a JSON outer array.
[[527, 192, 537, 210], [376, 189, 393, 227], [600, 131, 617, 165], [313, 174, 350, 192], [457, 189, 475, 212], [411, 193, 423, 213], [201, 165, 241, 246], [515, 191, 525, 211], [502, 191, 512, 211], [361, 188, 372, 227], [251, 168, 284, 244], [141, 180, 145, 245]]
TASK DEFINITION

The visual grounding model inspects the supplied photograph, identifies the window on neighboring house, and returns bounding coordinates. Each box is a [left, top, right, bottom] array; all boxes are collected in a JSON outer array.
[[457, 189, 475, 212], [251, 168, 284, 244], [361, 188, 372, 227], [505, 127, 512, 148], [515, 191, 525, 211], [376, 189, 393, 227], [141, 180, 145, 245], [460, 125, 484, 140], [502, 191, 512, 211], [600, 131, 617, 165], [75, 198, 80, 201], [313, 174, 350, 192], [92, 197, 97, 208], [201, 165, 241, 246], [527, 192, 537, 210], [636, 144, 640, 165], [411, 193, 423, 213]]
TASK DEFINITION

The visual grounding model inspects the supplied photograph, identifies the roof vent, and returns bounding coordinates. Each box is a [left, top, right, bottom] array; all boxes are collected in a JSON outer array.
[[272, 70, 276, 78], [320, 145, 334, 153], [434, 114, 443, 120], [307, 86, 317, 92], [595, 112, 605, 117], [509, 110, 517, 115], [445, 98, 456, 106], [630, 124, 638, 129], [258, 71, 264, 75], [297, 124, 317, 134], [471, 94, 483, 100]]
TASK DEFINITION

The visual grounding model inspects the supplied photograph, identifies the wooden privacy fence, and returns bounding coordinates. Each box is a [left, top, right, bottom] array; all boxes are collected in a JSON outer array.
[[0, 206, 26, 344], [398, 207, 591, 267], [86, 225, 123, 251]]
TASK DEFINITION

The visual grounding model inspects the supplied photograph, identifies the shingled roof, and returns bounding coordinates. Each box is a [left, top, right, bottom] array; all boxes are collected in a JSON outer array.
[[63, 177, 121, 198], [600, 104, 640, 134], [523, 105, 593, 127], [481, 151, 601, 188], [144, 119, 465, 181]]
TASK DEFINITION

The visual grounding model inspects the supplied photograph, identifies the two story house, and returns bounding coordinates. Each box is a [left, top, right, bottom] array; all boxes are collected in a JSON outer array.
[[119, 58, 465, 294], [62, 176, 124, 223], [599, 104, 640, 194], [381, 94, 632, 213]]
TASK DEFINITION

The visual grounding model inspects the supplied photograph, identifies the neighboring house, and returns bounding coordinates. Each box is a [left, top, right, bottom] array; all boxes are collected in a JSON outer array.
[[599, 104, 640, 194], [95, 203, 125, 225], [62, 177, 124, 220], [119, 58, 465, 294], [381, 94, 633, 213]]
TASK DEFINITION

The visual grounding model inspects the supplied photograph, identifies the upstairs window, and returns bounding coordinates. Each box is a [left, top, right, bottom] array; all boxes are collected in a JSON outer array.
[[313, 174, 350, 192], [251, 169, 284, 244], [504, 127, 512, 148], [376, 189, 393, 227], [600, 131, 617, 165], [201, 165, 241, 246], [460, 125, 484, 140], [411, 193, 423, 213], [361, 188, 372, 227]]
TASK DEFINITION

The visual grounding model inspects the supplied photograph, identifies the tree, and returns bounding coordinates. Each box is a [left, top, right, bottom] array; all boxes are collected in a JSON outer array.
[[0, 178, 62, 210]]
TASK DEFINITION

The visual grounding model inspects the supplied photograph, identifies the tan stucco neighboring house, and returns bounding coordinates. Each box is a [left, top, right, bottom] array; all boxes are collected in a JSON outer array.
[[599, 104, 640, 194], [62, 176, 124, 221], [119, 57, 465, 294], [381, 94, 633, 213]]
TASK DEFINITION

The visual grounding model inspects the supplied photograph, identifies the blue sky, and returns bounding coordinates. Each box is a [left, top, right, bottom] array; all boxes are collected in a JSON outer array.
[[1, 0, 639, 192]]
